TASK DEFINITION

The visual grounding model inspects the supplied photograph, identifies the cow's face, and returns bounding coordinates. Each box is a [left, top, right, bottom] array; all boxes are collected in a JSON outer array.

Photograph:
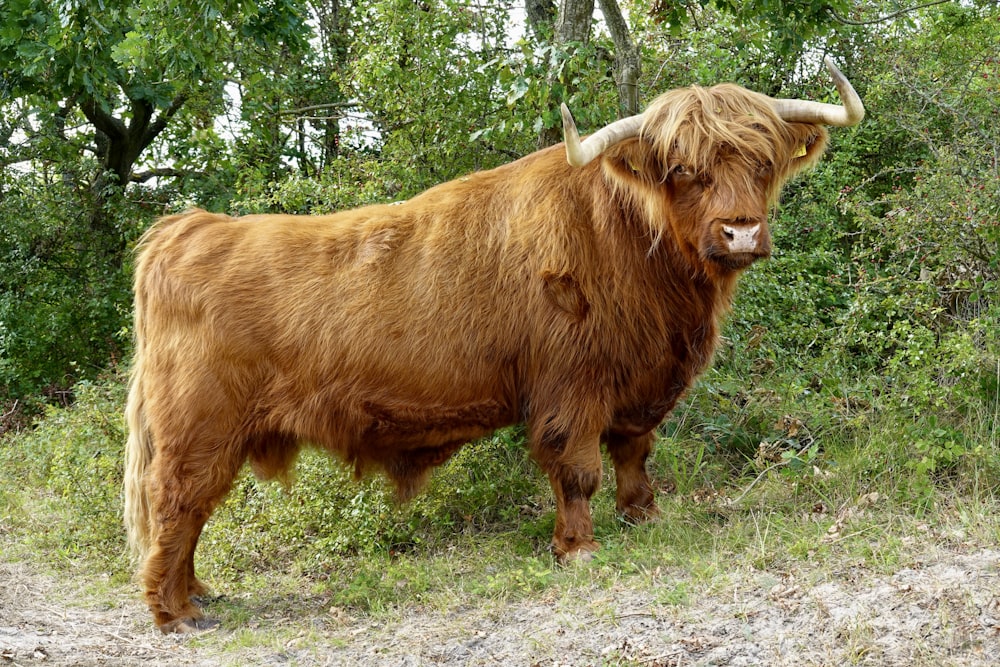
[[662, 89, 829, 274], [606, 86, 829, 274], [664, 148, 774, 272], [564, 61, 860, 273]]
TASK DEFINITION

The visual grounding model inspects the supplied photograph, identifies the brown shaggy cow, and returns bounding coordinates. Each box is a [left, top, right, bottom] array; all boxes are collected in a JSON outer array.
[[125, 57, 863, 632]]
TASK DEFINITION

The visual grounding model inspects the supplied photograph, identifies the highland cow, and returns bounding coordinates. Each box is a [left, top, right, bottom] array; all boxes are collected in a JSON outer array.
[[125, 57, 863, 632]]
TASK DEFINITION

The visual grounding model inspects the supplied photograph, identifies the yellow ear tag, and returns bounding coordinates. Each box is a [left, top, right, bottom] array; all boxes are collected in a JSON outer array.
[[793, 144, 808, 158], [628, 159, 640, 173]]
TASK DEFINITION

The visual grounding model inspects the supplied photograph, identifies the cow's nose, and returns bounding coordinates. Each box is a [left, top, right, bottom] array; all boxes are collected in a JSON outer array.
[[721, 223, 761, 253]]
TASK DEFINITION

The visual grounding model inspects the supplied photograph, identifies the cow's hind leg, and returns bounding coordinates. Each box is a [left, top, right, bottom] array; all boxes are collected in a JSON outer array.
[[142, 439, 244, 633], [606, 431, 660, 523], [186, 525, 210, 603]]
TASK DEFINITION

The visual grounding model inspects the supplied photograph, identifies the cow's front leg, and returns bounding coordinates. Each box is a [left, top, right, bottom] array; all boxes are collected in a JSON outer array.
[[546, 460, 602, 561], [606, 431, 660, 524], [530, 419, 603, 561]]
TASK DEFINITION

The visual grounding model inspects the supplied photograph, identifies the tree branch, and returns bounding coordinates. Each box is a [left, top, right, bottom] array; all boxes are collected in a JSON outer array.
[[53, 94, 79, 142], [128, 97, 154, 146], [130, 167, 203, 183], [278, 101, 355, 116], [827, 0, 953, 26], [143, 91, 190, 148], [79, 97, 127, 141]]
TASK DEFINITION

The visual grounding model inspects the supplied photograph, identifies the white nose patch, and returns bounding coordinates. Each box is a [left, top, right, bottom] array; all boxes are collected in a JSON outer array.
[[722, 224, 760, 253]]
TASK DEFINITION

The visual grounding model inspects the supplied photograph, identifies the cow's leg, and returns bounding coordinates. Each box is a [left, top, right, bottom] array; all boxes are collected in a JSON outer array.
[[142, 440, 243, 633], [531, 421, 604, 562], [186, 525, 209, 602], [606, 431, 659, 523], [546, 462, 602, 561]]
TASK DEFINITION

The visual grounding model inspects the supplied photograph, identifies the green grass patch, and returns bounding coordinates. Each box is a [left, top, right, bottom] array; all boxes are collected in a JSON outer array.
[[1, 367, 998, 645]]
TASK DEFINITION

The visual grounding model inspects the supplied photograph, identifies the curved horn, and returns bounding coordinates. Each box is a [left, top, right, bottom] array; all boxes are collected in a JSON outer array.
[[561, 103, 644, 168], [771, 56, 865, 127], [562, 56, 863, 167]]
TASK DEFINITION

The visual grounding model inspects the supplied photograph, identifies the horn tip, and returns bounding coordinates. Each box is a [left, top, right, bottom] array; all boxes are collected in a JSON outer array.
[[823, 55, 845, 81], [560, 103, 576, 132], [560, 103, 587, 167], [823, 56, 865, 126]]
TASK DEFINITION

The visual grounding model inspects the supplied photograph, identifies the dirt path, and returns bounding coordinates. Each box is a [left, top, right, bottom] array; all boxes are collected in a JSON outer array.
[[2, 548, 999, 666]]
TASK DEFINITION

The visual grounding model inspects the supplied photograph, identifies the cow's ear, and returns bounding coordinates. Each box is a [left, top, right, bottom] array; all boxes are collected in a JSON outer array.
[[786, 124, 829, 174], [605, 138, 665, 185]]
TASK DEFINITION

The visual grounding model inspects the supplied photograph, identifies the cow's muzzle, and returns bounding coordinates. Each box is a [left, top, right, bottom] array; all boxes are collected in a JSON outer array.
[[721, 222, 763, 254], [705, 219, 771, 270]]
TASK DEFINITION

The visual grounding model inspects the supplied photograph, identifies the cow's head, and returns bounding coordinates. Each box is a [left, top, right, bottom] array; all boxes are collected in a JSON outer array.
[[561, 57, 864, 274]]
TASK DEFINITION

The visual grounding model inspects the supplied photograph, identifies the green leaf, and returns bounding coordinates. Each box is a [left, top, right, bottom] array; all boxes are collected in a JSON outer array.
[[110, 30, 146, 66]]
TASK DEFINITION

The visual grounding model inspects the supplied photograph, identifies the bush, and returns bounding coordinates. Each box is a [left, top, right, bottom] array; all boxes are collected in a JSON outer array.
[[199, 426, 543, 581], [0, 378, 128, 571], [0, 174, 146, 402]]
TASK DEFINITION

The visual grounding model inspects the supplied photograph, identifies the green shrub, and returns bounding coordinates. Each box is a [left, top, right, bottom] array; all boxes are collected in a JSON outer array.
[[199, 427, 544, 581], [0, 378, 128, 572], [0, 176, 145, 402]]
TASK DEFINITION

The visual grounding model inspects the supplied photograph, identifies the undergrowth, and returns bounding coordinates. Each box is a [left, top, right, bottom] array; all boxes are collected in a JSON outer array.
[[1, 349, 997, 626]]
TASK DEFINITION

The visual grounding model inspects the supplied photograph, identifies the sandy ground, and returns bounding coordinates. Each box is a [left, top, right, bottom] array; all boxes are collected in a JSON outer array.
[[2, 546, 999, 666]]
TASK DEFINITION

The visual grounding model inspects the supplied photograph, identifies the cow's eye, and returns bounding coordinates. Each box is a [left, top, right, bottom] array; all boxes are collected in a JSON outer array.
[[671, 164, 690, 177]]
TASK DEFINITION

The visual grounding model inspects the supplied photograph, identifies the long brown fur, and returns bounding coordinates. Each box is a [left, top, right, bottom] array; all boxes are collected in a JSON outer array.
[[125, 81, 830, 632]]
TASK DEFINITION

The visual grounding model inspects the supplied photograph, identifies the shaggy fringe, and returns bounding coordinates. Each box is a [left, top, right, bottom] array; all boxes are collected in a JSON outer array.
[[640, 83, 828, 204]]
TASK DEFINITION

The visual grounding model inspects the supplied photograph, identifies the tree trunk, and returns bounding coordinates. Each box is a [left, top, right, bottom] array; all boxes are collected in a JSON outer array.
[[79, 92, 188, 264], [538, 0, 595, 148], [555, 0, 595, 43], [311, 0, 346, 169], [526, 0, 556, 41], [598, 0, 641, 117]]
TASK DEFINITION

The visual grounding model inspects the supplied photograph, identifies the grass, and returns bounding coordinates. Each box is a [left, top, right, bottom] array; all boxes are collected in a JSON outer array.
[[1, 366, 998, 662]]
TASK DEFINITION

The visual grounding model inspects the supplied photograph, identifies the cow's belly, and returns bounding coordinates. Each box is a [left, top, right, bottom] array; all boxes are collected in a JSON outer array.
[[357, 395, 516, 448], [262, 371, 517, 454]]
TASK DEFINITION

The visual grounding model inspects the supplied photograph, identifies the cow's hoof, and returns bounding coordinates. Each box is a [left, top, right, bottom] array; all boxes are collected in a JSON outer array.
[[160, 617, 220, 634], [565, 548, 596, 566], [618, 501, 661, 525], [553, 540, 600, 565]]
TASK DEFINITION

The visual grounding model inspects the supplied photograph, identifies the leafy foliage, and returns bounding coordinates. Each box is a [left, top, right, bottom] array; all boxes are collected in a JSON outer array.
[[647, 0, 852, 58], [0, 172, 142, 399], [0, 0, 314, 400], [834, 2, 999, 417], [343, 0, 528, 190], [474, 37, 622, 145], [200, 426, 543, 579], [0, 379, 128, 572]]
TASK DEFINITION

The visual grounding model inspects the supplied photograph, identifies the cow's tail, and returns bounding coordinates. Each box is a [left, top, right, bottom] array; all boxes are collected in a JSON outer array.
[[124, 345, 155, 562], [124, 210, 217, 564], [123, 247, 156, 564]]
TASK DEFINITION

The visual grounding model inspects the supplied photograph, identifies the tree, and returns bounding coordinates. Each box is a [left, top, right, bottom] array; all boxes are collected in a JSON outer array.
[[0, 0, 312, 399], [555, 0, 596, 43], [599, 0, 641, 115], [339, 0, 517, 191], [536, 0, 593, 146], [1, 0, 309, 259], [648, 0, 853, 56]]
